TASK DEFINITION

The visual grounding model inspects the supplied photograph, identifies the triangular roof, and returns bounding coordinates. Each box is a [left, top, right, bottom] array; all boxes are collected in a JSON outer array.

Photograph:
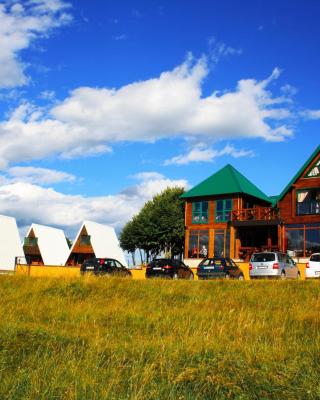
[[0, 215, 25, 270], [68, 220, 127, 266], [276, 145, 320, 203], [25, 224, 70, 266], [181, 164, 271, 203]]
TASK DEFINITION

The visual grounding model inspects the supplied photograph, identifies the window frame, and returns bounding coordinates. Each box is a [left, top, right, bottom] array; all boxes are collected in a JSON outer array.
[[296, 188, 320, 216], [215, 199, 233, 222], [191, 201, 209, 224]]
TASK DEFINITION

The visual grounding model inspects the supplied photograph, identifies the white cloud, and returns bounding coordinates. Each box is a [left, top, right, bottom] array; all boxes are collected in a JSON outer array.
[[300, 109, 320, 120], [164, 143, 255, 165], [5, 166, 76, 185], [0, 0, 72, 88], [0, 56, 293, 167], [0, 172, 188, 236]]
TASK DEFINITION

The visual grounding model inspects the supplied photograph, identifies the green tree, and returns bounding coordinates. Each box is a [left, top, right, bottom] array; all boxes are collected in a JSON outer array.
[[120, 187, 185, 263]]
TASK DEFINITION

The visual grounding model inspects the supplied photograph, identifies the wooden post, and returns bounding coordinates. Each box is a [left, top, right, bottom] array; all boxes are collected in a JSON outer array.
[[184, 229, 190, 259]]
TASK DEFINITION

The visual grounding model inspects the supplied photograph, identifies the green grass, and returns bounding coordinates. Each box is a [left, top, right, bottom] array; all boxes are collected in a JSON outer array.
[[0, 276, 320, 399]]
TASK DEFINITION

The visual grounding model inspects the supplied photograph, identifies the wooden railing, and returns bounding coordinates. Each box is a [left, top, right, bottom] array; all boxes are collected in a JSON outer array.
[[232, 207, 280, 222]]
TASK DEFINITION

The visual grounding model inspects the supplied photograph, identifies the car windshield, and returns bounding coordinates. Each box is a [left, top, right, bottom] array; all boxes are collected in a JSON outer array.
[[251, 253, 275, 262], [310, 254, 320, 262], [200, 259, 226, 267]]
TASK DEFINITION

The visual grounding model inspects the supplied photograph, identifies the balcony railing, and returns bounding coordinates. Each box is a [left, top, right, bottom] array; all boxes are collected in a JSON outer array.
[[232, 207, 280, 222]]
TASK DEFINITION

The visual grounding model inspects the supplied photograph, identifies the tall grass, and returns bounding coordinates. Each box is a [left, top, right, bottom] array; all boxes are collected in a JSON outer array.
[[0, 275, 320, 399]]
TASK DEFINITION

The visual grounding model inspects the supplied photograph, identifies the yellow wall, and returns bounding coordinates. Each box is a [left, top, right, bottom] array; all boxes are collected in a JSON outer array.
[[15, 263, 306, 281]]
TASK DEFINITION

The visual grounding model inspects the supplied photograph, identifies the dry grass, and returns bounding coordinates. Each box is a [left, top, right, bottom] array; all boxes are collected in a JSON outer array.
[[0, 275, 320, 399]]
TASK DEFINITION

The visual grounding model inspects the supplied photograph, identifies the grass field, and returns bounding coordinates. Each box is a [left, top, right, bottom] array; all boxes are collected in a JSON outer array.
[[0, 276, 320, 400]]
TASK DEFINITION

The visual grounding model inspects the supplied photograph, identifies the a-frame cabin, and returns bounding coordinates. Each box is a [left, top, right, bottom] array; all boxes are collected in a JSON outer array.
[[23, 224, 70, 266], [66, 220, 127, 266]]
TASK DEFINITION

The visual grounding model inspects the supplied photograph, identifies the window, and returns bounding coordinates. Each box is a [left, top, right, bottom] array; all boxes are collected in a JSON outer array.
[[296, 189, 320, 215], [286, 223, 320, 257], [213, 229, 230, 257], [188, 230, 209, 258], [215, 199, 233, 222], [24, 237, 38, 246], [192, 201, 209, 224], [80, 235, 91, 246]]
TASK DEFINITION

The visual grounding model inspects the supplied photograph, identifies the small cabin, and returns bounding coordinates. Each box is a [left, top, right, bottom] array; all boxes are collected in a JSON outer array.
[[66, 220, 127, 266], [23, 224, 70, 266]]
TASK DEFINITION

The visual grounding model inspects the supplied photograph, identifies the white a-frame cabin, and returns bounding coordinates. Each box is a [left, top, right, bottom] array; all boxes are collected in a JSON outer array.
[[0, 215, 25, 271], [66, 220, 127, 266], [23, 223, 70, 266]]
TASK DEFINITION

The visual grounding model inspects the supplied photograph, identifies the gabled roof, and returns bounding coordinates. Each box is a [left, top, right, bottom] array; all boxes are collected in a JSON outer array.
[[0, 215, 25, 270], [276, 145, 320, 203], [69, 220, 127, 266], [181, 164, 271, 203], [26, 224, 69, 266]]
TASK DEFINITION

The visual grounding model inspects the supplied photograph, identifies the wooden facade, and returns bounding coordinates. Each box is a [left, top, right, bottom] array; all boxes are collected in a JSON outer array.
[[183, 147, 320, 261], [66, 225, 94, 265]]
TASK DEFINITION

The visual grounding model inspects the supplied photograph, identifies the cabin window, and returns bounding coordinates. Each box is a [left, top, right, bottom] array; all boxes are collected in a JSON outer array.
[[213, 229, 230, 257], [296, 189, 320, 215], [24, 237, 38, 246], [188, 230, 209, 258], [215, 199, 233, 222], [80, 235, 91, 246], [192, 201, 209, 224], [286, 223, 320, 257]]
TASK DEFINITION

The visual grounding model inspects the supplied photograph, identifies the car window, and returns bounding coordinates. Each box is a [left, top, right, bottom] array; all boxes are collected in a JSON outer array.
[[115, 260, 123, 268], [310, 254, 320, 262], [251, 253, 275, 262]]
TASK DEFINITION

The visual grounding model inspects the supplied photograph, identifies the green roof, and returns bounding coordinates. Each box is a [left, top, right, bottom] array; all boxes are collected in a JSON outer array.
[[276, 145, 320, 204], [181, 164, 271, 203]]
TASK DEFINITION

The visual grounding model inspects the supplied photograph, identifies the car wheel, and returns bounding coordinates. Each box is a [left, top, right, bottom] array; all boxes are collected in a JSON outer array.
[[280, 271, 286, 280], [238, 274, 244, 281], [225, 273, 230, 280]]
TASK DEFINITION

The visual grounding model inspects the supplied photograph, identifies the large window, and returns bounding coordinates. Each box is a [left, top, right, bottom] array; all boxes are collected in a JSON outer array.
[[296, 189, 320, 215], [192, 201, 209, 224], [214, 229, 230, 257], [286, 223, 320, 257], [215, 199, 233, 222], [188, 230, 209, 258]]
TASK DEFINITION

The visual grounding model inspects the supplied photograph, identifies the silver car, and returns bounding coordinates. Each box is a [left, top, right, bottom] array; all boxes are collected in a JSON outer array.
[[249, 252, 300, 279]]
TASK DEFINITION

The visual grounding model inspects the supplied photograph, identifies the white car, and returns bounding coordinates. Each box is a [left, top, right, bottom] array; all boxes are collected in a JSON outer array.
[[306, 253, 320, 278], [249, 252, 299, 279]]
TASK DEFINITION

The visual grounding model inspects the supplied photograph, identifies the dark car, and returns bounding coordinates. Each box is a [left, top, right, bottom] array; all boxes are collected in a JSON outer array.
[[146, 258, 194, 280], [80, 258, 132, 277], [197, 257, 244, 280]]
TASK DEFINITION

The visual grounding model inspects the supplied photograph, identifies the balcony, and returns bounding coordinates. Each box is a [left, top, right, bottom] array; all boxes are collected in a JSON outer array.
[[232, 207, 280, 223]]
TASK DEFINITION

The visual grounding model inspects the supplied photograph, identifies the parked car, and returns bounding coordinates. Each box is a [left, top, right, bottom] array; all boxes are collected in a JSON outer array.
[[249, 252, 299, 279], [305, 253, 320, 278], [145, 258, 194, 280], [80, 258, 132, 277], [197, 257, 244, 280]]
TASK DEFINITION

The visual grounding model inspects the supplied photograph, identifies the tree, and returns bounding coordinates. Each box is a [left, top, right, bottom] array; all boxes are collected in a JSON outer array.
[[120, 187, 185, 263]]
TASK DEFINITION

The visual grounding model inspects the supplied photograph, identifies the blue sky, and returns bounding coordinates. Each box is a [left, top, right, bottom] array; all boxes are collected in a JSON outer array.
[[0, 0, 319, 237]]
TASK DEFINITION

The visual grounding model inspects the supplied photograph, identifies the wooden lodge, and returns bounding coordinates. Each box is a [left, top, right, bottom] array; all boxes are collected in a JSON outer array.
[[181, 145, 320, 261]]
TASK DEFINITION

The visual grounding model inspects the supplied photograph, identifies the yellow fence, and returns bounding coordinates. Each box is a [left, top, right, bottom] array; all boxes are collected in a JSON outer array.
[[15, 263, 306, 280]]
